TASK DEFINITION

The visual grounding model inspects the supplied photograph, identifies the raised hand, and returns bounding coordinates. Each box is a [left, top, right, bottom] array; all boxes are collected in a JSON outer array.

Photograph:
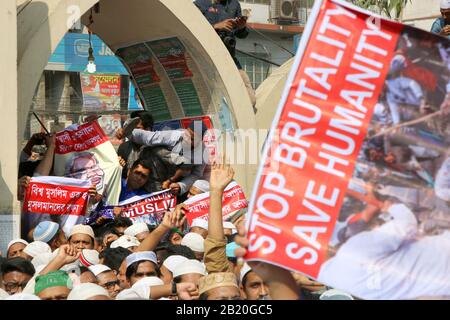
[[56, 244, 80, 265], [210, 160, 234, 192]]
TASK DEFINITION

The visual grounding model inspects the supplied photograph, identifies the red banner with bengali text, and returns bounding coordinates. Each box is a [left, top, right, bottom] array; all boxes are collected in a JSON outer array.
[[184, 181, 248, 225], [23, 176, 91, 216]]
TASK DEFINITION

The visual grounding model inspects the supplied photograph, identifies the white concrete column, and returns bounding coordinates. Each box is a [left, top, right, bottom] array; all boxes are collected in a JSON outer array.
[[0, 0, 19, 254]]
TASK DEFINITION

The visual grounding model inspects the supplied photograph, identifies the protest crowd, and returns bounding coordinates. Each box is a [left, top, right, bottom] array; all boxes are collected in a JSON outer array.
[[2, 0, 450, 302], [0, 110, 340, 301]]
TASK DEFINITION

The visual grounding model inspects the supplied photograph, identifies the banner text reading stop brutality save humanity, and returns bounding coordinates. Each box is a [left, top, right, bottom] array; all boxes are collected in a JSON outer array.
[[246, 0, 403, 277]]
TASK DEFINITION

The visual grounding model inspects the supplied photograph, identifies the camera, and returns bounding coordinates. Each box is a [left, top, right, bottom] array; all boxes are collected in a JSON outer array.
[[218, 30, 237, 51]]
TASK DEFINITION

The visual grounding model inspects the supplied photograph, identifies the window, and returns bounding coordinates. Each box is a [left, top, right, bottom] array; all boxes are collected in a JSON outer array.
[[236, 52, 272, 89]]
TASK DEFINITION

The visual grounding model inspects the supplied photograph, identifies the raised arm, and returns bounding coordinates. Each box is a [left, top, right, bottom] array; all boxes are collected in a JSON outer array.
[[34, 134, 56, 177], [136, 205, 186, 252]]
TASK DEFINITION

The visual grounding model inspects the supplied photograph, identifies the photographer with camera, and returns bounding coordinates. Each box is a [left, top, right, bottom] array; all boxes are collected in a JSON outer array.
[[431, 0, 450, 38], [194, 0, 257, 111]]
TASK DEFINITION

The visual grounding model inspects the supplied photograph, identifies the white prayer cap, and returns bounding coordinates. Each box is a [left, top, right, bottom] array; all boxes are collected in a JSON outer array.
[[23, 241, 52, 258], [5, 293, 40, 300], [116, 288, 148, 300], [319, 289, 354, 300], [223, 221, 237, 234], [162, 255, 188, 273], [124, 223, 149, 237], [441, 0, 450, 9], [181, 233, 205, 253], [132, 276, 164, 289], [88, 264, 112, 277], [239, 263, 252, 284], [67, 283, 109, 300], [110, 235, 140, 249], [68, 224, 95, 240], [78, 249, 100, 267], [172, 259, 206, 278], [125, 251, 158, 269], [192, 180, 210, 193], [190, 218, 208, 230], [31, 252, 54, 270], [7, 239, 29, 252], [0, 288, 9, 300], [33, 221, 60, 243]]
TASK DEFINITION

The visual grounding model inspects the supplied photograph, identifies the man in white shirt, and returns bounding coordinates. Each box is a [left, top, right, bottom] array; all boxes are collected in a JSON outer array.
[[318, 203, 450, 300]]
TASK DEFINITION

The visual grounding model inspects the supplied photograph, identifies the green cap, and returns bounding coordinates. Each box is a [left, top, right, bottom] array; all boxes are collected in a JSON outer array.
[[34, 270, 73, 294]]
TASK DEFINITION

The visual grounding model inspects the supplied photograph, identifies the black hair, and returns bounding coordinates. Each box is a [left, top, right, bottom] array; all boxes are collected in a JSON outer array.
[[1, 257, 35, 277], [94, 225, 121, 245], [101, 247, 132, 272], [130, 158, 153, 172], [113, 216, 133, 229], [79, 266, 91, 274], [0, 256, 6, 275], [163, 244, 196, 261], [199, 292, 208, 300], [125, 260, 161, 280], [130, 111, 154, 130]]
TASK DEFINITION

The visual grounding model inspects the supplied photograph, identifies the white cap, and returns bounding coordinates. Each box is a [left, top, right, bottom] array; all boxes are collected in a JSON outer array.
[[5, 293, 40, 300], [110, 235, 140, 249], [23, 241, 52, 258], [0, 288, 10, 300], [31, 252, 54, 270], [127, 277, 164, 300], [223, 221, 237, 234], [67, 283, 109, 300], [78, 249, 100, 267], [124, 223, 149, 237], [441, 0, 450, 9], [7, 239, 29, 253], [192, 180, 210, 192], [132, 276, 164, 288], [162, 255, 188, 273], [319, 289, 354, 300], [125, 251, 158, 269], [239, 263, 252, 283], [68, 225, 95, 240], [88, 264, 112, 277], [181, 233, 205, 253], [172, 259, 206, 278], [190, 218, 208, 231], [116, 288, 148, 300]]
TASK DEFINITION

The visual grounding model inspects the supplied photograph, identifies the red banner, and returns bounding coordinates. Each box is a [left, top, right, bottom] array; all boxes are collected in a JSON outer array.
[[246, 0, 402, 278], [119, 190, 177, 225], [23, 177, 91, 216], [184, 182, 248, 225], [55, 121, 109, 155]]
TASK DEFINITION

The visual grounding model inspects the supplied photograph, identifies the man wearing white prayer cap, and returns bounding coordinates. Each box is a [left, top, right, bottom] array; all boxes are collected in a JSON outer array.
[[23, 241, 52, 261], [172, 259, 206, 287], [187, 180, 210, 198], [160, 255, 188, 284], [89, 264, 122, 299], [6, 239, 29, 259], [125, 251, 160, 286], [431, 0, 450, 38], [67, 283, 111, 300], [68, 225, 95, 252], [110, 235, 140, 251], [190, 218, 208, 239], [223, 221, 237, 236], [181, 233, 205, 261], [33, 221, 67, 251], [124, 222, 150, 242], [239, 263, 270, 300]]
